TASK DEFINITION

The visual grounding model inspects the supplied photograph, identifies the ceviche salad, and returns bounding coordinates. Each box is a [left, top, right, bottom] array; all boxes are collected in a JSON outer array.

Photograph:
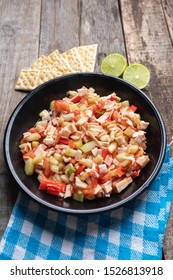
[[19, 87, 150, 202]]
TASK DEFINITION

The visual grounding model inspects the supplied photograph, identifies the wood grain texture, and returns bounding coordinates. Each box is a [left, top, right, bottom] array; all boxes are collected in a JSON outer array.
[[120, 0, 173, 144], [79, 0, 126, 72], [0, 0, 41, 237], [120, 0, 173, 260], [39, 0, 80, 55], [162, 0, 173, 44]]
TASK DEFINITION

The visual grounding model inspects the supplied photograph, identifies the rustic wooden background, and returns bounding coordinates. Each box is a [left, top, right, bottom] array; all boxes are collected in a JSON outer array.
[[0, 0, 173, 259]]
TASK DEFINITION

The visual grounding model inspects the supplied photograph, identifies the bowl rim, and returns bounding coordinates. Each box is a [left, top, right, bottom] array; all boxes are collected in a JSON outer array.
[[3, 73, 167, 214]]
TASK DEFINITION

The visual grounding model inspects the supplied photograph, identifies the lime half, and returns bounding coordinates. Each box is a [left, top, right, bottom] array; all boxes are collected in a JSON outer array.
[[123, 63, 150, 89], [101, 53, 127, 77]]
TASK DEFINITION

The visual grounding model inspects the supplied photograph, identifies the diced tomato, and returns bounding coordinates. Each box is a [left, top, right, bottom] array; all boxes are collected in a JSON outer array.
[[39, 176, 66, 197], [97, 100, 105, 109], [75, 165, 85, 175], [110, 95, 120, 101], [90, 177, 98, 187], [92, 104, 99, 114], [116, 167, 125, 177], [70, 158, 76, 165], [132, 162, 141, 171], [101, 167, 125, 183], [29, 127, 38, 133], [111, 111, 118, 121], [127, 105, 137, 112], [135, 150, 144, 158], [23, 151, 35, 159], [55, 100, 70, 113], [112, 151, 118, 158], [102, 148, 110, 160], [59, 136, 69, 145], [73, 110, 81, 122], [131, 170, 141, 178], [68, 140, 76, 149], [83, 186, 95, 196], [101, 170, 116, 183], [71, 95, 83, 103]]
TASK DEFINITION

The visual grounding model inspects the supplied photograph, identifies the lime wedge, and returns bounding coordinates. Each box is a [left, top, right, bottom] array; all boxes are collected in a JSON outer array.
[[101, 53, 127, 77], [123, 63, 150, 89]]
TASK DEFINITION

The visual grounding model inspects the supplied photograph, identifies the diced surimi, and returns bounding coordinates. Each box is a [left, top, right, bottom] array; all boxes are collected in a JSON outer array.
[[97, 112, 110, 124], [76, 117, 88, 125], [61, 113, 74, 121], [60, 128, 70, 138], [64, 184, 72, 198], [94, 185, 102, 194], [77, 86, 88, 95], [133, 131, 145, 138], [23, 132, 31, 138], [35, 145, 46, 158], [113, 177, 133, 193], [74, 150, 82, 160], [87, 131, 101, 147], [85, 110, 93, 118], [102, 180, 113, 194], [104, 155, 113, 166], [138, 121, 149, 130], [43, 136, 54, 145], [92, 147, 98, 156], [98, 164, 107, 173], [67, 123, 77, 133], [136, 155, 150, 168], [70, 131, 83, 140]]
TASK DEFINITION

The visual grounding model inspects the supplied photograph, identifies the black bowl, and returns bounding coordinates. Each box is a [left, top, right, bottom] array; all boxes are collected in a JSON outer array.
[[4, 73, 166, 214]]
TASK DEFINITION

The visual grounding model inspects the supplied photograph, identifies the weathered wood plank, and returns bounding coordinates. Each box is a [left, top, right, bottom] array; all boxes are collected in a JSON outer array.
[[0, 0, 41, 238], [79, 0, 126, 72], [39, 0, 80, 55], [162, 0, 173, 44], [120, 0, 173, 260]]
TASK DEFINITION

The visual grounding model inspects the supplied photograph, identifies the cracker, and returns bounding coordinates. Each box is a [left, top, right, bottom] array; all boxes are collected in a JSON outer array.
[[47, 50, 74, 74], [15, 69, 40, 91], [77, 44, 98, 72], [37, 70, 62, 86], [61, 47, 84, 72], [30, 55, 57, 71]]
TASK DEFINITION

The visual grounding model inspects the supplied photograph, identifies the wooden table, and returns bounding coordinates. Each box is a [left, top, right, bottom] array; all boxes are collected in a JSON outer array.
[[0, 0, 173, 259]]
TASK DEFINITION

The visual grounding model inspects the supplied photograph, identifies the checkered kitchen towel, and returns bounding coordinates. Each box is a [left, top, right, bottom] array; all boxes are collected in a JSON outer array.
[[0, 145, 173, 260]]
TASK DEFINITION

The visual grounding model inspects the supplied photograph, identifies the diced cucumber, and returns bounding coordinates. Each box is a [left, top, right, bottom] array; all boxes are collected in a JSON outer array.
[[49, 156, 59, 165], [58, 162, 65, 171], [19, 143, 27, 149], [67, 167, 76, 177], [79, 158, 93, 167], [108, 142, 117, 153], [25, 133, 41, 142], [32, 141, 39, 148], [65, 148, 76, 157], [74, 139, 83, 149], [50, 164, 59, 173], [33, 157, 43, 165], [124, 127, 135, 137], [73, 193, 84, 202], [81, 141, 96, 153], [49, 100, 55, 109], [24, 158, 35, 176], [54, 153, 63, 162]]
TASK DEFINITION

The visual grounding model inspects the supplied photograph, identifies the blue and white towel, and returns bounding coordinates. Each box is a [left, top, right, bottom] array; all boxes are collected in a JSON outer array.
[[0, 145, 173, 260]]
